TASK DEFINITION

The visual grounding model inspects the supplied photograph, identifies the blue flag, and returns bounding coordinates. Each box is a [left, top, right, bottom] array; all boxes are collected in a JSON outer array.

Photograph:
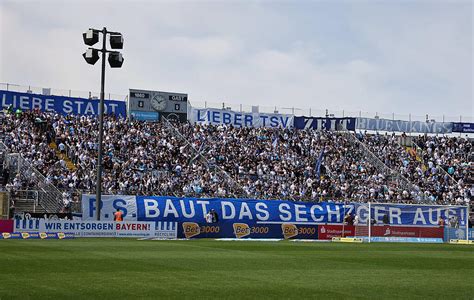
[[272, 136, 279, 148], [315, 149, 325, 177]]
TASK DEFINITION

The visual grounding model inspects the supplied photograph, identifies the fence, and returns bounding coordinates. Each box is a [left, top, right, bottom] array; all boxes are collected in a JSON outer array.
[[1, 82, 471, 123], [190, 100, 473, 123], [0, 82, 127, 102]]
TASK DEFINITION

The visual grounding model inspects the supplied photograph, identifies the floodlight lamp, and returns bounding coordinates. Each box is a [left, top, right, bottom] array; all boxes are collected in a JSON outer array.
[[108, 52, 124, 68], [110, 34, 124, 49], [82, 48, 100, 65], [83, 29, 99, 46]]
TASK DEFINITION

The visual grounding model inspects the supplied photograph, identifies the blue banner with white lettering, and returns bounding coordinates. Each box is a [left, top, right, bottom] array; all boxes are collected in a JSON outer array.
[[356, 117, 452, 134], [81, 195, 468, 239], [190, 107, 293, 128], [353, 203, 467, 227], [294, 117, 356, 131], [0, 90, 126, 117], [452, 122, 474, 133]]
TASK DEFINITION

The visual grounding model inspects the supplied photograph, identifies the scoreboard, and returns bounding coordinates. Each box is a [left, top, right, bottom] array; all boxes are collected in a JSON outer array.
[[128, 89, 188, 122]]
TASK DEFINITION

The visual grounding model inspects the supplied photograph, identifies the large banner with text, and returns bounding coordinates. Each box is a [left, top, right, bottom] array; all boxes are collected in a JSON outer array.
[[0, 90, 126, 117], [12, 219, 177, 239], [356, 117, 452, 133], [82, 195, 468, 239], [189, 107, 293, 129], [294, 117, 356, 131]]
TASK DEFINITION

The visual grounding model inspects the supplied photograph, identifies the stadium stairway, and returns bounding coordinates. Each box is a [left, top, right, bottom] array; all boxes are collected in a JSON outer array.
[[11, 191, 47, 214], [49, 142, 77, 171], [13, 199, 47, 214]]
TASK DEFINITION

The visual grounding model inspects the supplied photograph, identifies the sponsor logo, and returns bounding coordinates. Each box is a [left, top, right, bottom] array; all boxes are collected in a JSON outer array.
[[2, 232, 11, 239], [39, 232, 48, 239], [21, 232, 30, 239], [281, 223, 298, 239], [320, 226, 326, 234], [182, 222, 200, 239], [455, 229, 465, 239], [57, 233, 66, 240], [233, 223, 250, 238], [384, 228, 391, 236]]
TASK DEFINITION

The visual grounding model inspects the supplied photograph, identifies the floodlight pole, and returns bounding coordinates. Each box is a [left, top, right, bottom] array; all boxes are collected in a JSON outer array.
[[96, 27, 107, 221]]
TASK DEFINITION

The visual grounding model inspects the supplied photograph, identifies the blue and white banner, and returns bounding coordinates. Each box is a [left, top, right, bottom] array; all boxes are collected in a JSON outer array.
[[452, 122, 474, 133], [82, 195, 467, 227], [356, 117, 452, 134], [82, 195, 137, 221], [0, 90, 126, 117], [189, 108, 293, 128], [294, 117, 356, 131], [82, 195, 468, 239], [82, 195, 345, 224], [353, 203, 467, 227], [39, 220, 155, 238]]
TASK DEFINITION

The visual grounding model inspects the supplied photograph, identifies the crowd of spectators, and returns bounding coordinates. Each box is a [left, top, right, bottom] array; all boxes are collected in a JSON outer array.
[[360, 133, 472, 205], [0, 110, 472, 206]]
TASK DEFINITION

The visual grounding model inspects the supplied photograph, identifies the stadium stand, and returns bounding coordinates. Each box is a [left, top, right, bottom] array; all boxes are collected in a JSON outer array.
[[0, 109, 472, 216]]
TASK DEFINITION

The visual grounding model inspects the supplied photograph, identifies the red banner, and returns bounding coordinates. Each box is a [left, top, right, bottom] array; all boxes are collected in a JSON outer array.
[[0, 220, 14, 233], [370, 225, 443, 238], [318, 225, 355, 240]]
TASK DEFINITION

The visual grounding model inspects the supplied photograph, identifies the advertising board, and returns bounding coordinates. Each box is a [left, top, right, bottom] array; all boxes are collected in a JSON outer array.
[[318, 225, 355, 240], [38, 220, 155, 238]]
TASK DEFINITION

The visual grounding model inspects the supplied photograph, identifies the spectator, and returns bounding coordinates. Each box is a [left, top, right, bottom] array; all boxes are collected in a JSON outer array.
[[0, 110, 472, 207]]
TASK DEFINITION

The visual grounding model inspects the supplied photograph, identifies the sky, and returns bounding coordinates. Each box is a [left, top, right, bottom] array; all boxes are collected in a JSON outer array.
[[0, 0, 472, 120]]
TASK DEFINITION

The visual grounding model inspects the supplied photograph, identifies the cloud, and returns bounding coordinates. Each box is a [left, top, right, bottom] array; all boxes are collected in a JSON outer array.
[[0, 0, 472, 120]]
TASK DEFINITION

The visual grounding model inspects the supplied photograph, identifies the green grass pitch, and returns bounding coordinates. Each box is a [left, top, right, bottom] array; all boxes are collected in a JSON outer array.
[[0, 239, 473, 299]]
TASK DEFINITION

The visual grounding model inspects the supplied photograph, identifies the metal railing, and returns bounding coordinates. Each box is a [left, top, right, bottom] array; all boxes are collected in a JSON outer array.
[[190, 100, 473, 123], [161, 117, 249, 198], [1, 82, 471, 123], [3, 152, 64, 213], [9, 190, 40, 213], [345, 132, 421, 199]]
